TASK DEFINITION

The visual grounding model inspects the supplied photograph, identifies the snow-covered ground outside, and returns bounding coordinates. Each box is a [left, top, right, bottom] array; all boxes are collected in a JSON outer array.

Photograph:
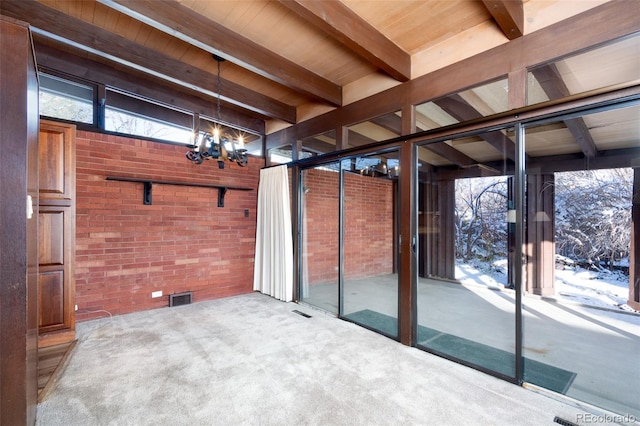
[[455, 257, 638, 313]]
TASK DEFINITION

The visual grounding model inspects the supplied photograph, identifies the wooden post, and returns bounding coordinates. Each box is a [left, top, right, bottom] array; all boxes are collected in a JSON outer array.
[[525, 174, 556, 296], [421, 176, 456, 281], [0, 15, 39, 425], [628, 168, 640, 310]]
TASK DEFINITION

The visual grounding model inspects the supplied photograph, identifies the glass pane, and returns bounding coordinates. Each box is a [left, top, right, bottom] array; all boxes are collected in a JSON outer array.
[[300, 130, 337, 154], [346, 111, 402, 148], [300, 162, 341, 313], [416, 127, 516, 378], [415, 77, 509, 132], [105, 107, 193, 144], [39, 73, 93, 124], [269, 146, 293, 165], [528, 33, 640, 106], [523, 104, 640, 417], [342, 152, 398, 337]]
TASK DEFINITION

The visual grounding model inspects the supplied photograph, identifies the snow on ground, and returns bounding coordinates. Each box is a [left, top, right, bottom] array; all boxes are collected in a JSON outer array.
[[455, 257, 636, 312]]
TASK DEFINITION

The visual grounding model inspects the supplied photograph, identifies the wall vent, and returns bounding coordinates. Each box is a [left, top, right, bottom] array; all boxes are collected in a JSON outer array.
[[169, 292, 193, 307], [553, 416, 578, 426], [292, 309, 311, 318]]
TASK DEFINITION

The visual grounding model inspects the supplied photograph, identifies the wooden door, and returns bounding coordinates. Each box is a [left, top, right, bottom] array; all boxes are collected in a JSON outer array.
[[38, 120, 76, 347]]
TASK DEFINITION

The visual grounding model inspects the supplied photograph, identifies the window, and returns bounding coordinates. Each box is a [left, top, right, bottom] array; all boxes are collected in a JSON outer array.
[[39, 73, 94, 124], [415, 77, 509, 132], [104, 89, 193, 144], [528, 33, 640, 106]]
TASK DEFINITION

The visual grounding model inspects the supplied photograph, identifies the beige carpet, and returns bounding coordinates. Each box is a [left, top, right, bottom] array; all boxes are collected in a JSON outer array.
[[37, 292, 596, 425]]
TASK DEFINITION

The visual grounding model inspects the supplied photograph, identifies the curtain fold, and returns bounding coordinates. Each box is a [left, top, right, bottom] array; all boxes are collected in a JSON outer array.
[[253, 165, 293, 301]]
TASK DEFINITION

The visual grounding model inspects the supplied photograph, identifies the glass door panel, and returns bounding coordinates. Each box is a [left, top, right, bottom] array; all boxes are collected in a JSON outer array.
[[416, 128, 517, 378], [341, 153, 399, 338], [522, 104, 640, 417], [300, 162, 340, 313]]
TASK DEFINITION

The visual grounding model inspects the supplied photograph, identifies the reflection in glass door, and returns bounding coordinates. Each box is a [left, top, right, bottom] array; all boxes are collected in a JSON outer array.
[[416, 129, 517, 379], [299, 162, 340, 313], [522, 104, 640, 417], [341, 153, 399, 338]]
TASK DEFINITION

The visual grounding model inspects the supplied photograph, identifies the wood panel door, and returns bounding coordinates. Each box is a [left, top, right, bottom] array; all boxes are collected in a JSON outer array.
[[38, 205, 74, 334], [38, 120, 76, 347]]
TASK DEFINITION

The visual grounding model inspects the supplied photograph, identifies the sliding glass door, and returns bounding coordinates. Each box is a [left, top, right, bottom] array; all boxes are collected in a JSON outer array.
[[415, 129, 517, 379], [522, 104, 640, 417], [341, 152, 399, 338], [299, 162, 340, 313], [299, 151, 400, 337]]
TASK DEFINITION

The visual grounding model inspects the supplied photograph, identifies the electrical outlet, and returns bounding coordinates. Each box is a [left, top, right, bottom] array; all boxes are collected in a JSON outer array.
[[152, 291, 163, 298]]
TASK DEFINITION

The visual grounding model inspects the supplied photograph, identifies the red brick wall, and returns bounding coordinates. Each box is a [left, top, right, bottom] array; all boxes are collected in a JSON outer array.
[[302, 168, 340, 284], [75, 131, 261, 320], [344, 173, 394, 279], [302, 168, 394, 284]]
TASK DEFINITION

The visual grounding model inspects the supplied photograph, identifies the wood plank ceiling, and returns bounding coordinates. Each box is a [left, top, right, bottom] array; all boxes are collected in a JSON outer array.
[[0, 0, 629, 145], [0, 0, 638, 168]]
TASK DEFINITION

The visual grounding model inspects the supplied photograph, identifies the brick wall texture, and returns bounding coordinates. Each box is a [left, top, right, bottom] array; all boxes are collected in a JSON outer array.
[[75, 131, 261, 320], [75, 132, 393, 319], [302, 168, 394, 285]]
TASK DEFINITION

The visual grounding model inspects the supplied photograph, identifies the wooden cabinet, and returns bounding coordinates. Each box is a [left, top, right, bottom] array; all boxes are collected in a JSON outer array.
[[38, 120, 76, 347]]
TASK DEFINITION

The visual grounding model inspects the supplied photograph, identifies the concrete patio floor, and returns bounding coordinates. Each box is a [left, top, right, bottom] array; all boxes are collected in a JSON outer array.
[[301, 274, 640, 418]]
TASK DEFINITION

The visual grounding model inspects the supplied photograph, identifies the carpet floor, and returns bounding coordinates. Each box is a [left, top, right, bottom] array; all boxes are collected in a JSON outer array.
[[37, 293, 598, 426]]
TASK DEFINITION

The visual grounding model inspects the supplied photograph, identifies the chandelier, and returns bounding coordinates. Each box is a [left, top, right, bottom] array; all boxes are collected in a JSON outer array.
[[186, 55, 248, 168]]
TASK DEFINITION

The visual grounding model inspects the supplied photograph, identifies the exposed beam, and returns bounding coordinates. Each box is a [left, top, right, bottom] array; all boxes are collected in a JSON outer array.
[[436, 147, 640, 180], [0, 0, 296, 123], [348, 130, 378, 147], [269, 1, 640, 150], [281, 0, 411, 82], [422, 143, 479, 168], [300, 137, 336, 154], [98, 0, 342, 106], [528, 147, 639, 173], [434, 95, 516, 161], [33, 41, 265, 133], [371, 114, 402, 136], [482, 0, 524, 40], [370, 114, 479, 168], [531, 64, 599, 157]]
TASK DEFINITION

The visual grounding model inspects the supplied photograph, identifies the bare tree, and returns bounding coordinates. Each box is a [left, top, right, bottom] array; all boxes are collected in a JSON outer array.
[[555, 168, 632, 270], [455, 177, 509, 261]]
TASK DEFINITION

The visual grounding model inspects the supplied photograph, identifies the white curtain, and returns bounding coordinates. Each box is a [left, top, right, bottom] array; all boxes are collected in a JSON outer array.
[[253, 165, 293, 301]]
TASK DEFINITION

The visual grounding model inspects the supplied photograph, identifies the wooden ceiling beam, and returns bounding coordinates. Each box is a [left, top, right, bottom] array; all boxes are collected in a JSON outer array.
[[531, 64, 599, 157], [370, 114, 479, 168], [98, 0, 342, 106], [482, 0, 524, 40], [434, 95, 516, 161], [371, 114, 402, 135], [422, 143, 479, 168], [300, 138, 336, 154], [348, 130, 378, 147], [0, 0, 295, 123], [436, 146, 640, 180], [281, 0, 411, 82]]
